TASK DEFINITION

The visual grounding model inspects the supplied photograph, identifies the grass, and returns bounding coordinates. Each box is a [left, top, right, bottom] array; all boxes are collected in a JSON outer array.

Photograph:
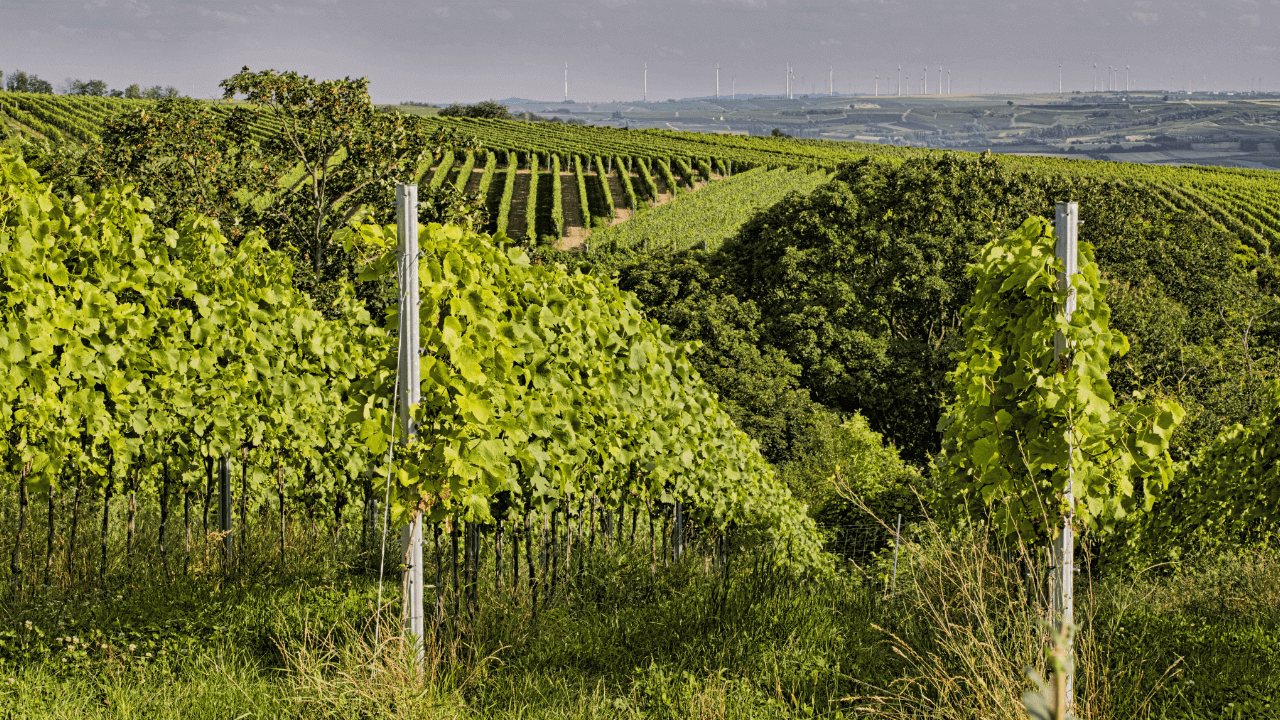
[[2, 503, 1280, 719]]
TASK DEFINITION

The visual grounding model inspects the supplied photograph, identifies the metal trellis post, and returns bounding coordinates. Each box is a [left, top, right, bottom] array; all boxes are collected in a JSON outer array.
[[396, 184, 425, 664], [1052, 200, 1078, 711]]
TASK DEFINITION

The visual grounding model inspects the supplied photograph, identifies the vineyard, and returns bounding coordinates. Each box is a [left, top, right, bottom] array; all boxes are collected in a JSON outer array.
[[6, 82, 1280, 719], [6, 94, 1280, 259]]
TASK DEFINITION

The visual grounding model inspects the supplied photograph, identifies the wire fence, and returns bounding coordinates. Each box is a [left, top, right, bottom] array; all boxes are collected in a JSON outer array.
[[816, 515, 929, 590]]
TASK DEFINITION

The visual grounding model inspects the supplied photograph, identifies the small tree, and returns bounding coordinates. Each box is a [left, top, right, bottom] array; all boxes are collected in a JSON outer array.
[[219, 67, 478, 289], [438, 100, 512, 120], [70, 79, 108, 96], [93, 97, 271, 244], [938, 216, 1182, 541], [5, 71, 52, 94], [141, 85, 179, 99]]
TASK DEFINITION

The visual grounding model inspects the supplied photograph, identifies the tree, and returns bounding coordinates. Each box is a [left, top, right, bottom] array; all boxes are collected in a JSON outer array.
[[5, 71, 52, 94], [218, 67, 477, 295], [91, 97, 272, 244], [141, 85, 179, 99], [124, 84, 142, 99], [438, 100, 512, 120], [720, 152, 1276, 463], [69, 79, 108, 96]]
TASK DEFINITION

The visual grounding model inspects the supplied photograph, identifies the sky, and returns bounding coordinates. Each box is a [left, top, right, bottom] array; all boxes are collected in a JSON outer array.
[[1, 0, 1278, 103]]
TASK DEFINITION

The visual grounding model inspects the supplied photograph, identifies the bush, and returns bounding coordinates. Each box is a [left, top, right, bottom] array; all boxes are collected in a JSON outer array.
[[720, 152, 1276, 465], [779, 412, 923, 524], [438, 100, 512, 120]]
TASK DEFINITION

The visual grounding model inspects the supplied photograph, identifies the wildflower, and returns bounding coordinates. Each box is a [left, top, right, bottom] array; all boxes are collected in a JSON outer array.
[[128, 644, 137, 652], [145, 652, 152, 658], [23, 621, 31, 630]]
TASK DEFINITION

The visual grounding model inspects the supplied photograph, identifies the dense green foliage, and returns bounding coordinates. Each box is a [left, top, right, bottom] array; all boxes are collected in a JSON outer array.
[[495, 150, 516, 236], [343, 221, 826, 569], [550, 154, 564, 236], [452, 151, 476, 191], [0, 144, 826, 576], [437, 100, 513, 120], [525, 152, 540, 242], [719, 153, 1279, 466], [1146, 380, 1280, 555], [615, 155, 640, 213], [0, 149, 380, 588], [938, 216, 1181, 539], [567, 250, 823, 468]]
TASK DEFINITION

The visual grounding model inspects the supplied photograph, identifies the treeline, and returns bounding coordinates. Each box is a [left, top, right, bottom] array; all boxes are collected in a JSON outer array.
[[2, 69, 180, 98]]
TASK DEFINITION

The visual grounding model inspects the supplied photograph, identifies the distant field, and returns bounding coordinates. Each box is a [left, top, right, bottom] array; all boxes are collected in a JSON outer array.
[[588, 166, 830, 252]]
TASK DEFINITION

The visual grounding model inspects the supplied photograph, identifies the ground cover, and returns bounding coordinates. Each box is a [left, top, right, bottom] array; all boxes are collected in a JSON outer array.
[[2, 511, 1276, 719]]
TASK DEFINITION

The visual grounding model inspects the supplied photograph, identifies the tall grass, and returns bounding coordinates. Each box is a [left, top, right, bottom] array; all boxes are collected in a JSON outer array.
[[3, 495, 1278, 718]]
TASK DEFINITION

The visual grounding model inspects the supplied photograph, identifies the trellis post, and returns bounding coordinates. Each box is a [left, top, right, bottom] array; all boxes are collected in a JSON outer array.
[[890, 513, 901, 592], [218, 454, 232, 562], [396, 183, 425, 664], [1052, 200, 1078, 711]]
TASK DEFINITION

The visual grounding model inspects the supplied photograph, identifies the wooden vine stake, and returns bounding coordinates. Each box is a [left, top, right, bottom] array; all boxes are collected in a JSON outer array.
[[1051, 201, 1078, 712], [396, 183, 426, 665]]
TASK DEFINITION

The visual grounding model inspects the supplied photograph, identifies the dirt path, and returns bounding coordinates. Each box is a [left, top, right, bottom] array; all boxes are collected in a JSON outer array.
[[651, 172, 675, 205], [605, 172, 629, 212], [509, 170, 532, 240], [559, 171, 587, 250], [605, 206, 634, 229], [464, 167, 484, 194]]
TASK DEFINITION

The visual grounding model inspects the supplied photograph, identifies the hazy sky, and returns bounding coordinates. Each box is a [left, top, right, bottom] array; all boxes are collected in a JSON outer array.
[[2, 0, 1278, 103]]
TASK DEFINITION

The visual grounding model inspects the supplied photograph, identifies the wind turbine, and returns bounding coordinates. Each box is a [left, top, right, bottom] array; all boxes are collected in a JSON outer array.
[[716, 63, 720, 100], [1059, 63, 1062, 94], [564, 62, 568, 102], [947, 68, 951, 95], [1126, 65, 1130, 92], [829, 66, 833, 96], [923, 65, 927, 94], [898, 64, 902, 96], [938, 66, 942, 96], [1093, 63, 1097, 92], [644, 63, 647, 102], [875, 71, 879, 97]]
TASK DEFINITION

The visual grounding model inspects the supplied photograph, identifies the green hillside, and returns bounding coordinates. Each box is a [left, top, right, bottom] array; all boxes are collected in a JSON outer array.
[[4, 92, 1280, 259]]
